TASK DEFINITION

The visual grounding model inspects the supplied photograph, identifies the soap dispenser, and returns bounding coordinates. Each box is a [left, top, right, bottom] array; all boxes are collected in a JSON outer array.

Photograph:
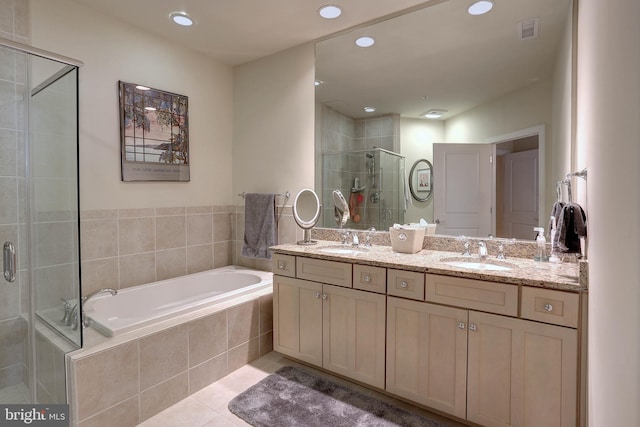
[[533, 227, 548, 262]]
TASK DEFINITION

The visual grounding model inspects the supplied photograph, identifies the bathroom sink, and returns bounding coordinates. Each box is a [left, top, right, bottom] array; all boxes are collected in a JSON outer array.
[[319, 246, 369, 255], [440, 257, 515, 271]]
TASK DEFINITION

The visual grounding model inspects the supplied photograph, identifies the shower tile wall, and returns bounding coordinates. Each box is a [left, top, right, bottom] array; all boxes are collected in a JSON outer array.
[[0, 0, 29, 394]]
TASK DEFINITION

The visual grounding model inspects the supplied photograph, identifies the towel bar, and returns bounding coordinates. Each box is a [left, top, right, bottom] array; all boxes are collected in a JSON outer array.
[[238, 191, 291, 199]]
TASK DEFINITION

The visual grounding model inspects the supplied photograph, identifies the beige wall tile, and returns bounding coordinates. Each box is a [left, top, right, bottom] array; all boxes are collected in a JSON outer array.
[[155, 215, 185, 250], [119, 217, 154, 255], [188, 353, 227, 394], [155, 248, 186, 281], [78, 396, 139, 427], [73, 341, 138, 421], [80, 219, 117, 261], [213, 213, 232, 242], [0, 318, 24, 369], [259, 294, 273, 334], [33, 221, 75, 267], [278, 213, 298, 245], [187, 244, 213, 274], [188, 311, 227, 367], [81, 258, 119, 296], [260, 331, 274, 357], [187, 214, 212, 246], [118, 208, 154, 219], [227, 300, 259, 349], [156, 207, 185, 216], [187, 206, 212, 214], [140, 372, 189, 422], [227, 338, 259, 373], [213, 241, 232, 268], [119, 252, 155, 289], [139, 324, 188, 390], [80, 209, 117, 221]]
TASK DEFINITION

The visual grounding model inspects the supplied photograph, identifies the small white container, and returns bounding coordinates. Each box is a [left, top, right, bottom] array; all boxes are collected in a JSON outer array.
[[389, 226, 426, 254]]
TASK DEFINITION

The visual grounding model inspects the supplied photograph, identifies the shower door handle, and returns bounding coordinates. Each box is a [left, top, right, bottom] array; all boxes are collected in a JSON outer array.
[[3, 241, 16, 282]]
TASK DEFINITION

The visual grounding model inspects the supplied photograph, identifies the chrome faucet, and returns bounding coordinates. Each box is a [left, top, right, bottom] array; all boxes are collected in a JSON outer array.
[[341, 230, 351, 245], [478, 241, 488, 260], [363, 227, 376, 247], [352, 233, 360, 247], [70, 288, 118, 330]]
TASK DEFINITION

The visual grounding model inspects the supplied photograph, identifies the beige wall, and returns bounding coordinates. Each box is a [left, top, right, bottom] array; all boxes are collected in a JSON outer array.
[[232, 43, 316, 200], [30, 0, 235, 210], [580, 0, 640, 425]]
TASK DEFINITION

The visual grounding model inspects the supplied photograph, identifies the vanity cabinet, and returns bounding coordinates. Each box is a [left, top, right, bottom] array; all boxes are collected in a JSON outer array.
[[272, 264, 386, 389], [272, 252, 584, 427]]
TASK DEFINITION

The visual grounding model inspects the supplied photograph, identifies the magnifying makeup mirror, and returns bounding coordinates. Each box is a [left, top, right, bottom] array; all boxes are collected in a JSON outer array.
[[293, 188, 321, 245]]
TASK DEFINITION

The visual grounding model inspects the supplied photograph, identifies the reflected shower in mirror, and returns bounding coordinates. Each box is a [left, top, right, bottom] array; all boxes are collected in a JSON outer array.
[[314, 0, 576, 239]]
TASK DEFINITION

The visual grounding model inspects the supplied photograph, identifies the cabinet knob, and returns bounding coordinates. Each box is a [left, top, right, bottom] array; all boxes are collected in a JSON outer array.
[[469, 324, 478, 332], [364, 274, 372, 283], [544, 303, 553, 312], [458, 322, 465, 330], [278, 260, 286, 269], [400, 281, 408, 289], [315, 292, 321, 299], [322, 293, 328, 300]]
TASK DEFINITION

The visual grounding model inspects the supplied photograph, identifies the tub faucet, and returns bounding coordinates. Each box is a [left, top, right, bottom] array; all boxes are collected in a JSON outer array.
[[70, 288, 118, 330]]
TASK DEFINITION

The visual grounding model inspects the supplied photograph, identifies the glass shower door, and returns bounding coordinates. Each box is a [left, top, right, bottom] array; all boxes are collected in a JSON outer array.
[[0, 43, 81, 404]]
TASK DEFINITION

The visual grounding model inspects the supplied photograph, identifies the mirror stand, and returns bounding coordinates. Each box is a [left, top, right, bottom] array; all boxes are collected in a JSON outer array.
[[293, 189, 321, 245]]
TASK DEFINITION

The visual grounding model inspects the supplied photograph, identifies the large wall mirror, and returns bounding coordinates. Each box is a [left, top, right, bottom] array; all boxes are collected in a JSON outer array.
[[315, 0, 576, 239]]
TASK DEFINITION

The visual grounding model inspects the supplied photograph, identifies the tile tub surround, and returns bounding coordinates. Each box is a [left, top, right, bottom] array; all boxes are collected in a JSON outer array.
[[66, 287, 273, 427], [80, 203, 301, 298]]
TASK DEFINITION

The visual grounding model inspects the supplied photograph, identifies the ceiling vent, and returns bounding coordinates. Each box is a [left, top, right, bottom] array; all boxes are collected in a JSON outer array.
[[518, 18, 539, 40]]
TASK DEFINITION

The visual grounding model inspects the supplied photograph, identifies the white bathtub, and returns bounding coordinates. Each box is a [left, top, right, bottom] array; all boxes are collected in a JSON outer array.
[[84, 266, 273, 337]]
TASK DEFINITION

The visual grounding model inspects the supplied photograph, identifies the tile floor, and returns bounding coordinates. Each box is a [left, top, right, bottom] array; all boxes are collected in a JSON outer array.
[[137, 351, 467, 427]]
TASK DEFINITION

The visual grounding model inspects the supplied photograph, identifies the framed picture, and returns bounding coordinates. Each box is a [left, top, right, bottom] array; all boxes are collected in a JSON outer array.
[[119, 81, 190, 181], [417, 168, 431, 192], [408, 159, 433, 202]]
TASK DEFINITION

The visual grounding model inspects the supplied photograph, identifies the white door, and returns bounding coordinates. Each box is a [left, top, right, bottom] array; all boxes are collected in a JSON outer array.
[[500, 150, 538, 239], [433, 143, 493, 237]]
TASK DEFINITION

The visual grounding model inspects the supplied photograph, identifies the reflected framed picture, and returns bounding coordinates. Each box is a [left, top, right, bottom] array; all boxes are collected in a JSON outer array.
[[119, 81, 190, 181], [417, 168, 431, 192]]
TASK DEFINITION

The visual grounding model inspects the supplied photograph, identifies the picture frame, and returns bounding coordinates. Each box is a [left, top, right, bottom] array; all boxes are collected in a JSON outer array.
[[119, 81, 190, 182], [417, 168, 431, 192]]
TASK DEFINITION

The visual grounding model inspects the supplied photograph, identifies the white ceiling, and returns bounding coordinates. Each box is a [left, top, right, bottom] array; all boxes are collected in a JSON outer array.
[[72, 0, 434, 65], [71, 0, 572, 120]]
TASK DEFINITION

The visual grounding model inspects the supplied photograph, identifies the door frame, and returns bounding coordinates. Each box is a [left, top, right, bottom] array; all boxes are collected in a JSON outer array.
[[484, 124, 546, 236]]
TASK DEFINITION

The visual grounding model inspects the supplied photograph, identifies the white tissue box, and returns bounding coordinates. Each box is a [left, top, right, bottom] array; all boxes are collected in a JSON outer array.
[[389, 226, 426, 254]]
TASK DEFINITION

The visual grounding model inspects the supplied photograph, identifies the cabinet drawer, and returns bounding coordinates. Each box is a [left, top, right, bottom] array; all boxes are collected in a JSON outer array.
[[353, 264, 386, 294], [272, 254, 296, 277], [296, 257, 352, 288], [521, 287, 579, 328], [425, 274, 518, 316], [387, 269, 425, 301]]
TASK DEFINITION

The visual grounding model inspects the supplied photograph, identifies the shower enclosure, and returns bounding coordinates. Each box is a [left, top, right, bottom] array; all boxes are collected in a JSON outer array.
[[0, 38, 81, 404], [322, 148, 405, 230]]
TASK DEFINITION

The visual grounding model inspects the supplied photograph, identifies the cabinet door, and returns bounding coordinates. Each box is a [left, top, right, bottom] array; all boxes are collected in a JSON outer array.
[[467, 311, 577, 427], [322, 285, 386, 389], [273, 275, 323, 366], [386, 297, 468, 418]]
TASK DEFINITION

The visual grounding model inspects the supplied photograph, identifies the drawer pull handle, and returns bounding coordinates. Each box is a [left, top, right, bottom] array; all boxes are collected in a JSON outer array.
[[364, 274, 372, 283], [315, 292, 321, 299], [544, 303, 553, 312], [322, 293, 328, 300], [469, 324, 477, 332], [458, 322, 465, 330], [400, 281, 408, 288], [278, 261, 286, 269]]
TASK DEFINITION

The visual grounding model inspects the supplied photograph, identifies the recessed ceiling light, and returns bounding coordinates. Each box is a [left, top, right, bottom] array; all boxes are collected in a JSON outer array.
[[364, 106, 376, 113], [170, 12, 194, 26], [421, 109, 448, 119], [468, 1, 494, 16], [355, 36, 375, 48], [318, 5, 342, 19]]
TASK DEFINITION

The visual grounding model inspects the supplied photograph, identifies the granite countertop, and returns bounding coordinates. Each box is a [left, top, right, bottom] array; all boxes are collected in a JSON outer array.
[[271, 241, 586, 292]]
